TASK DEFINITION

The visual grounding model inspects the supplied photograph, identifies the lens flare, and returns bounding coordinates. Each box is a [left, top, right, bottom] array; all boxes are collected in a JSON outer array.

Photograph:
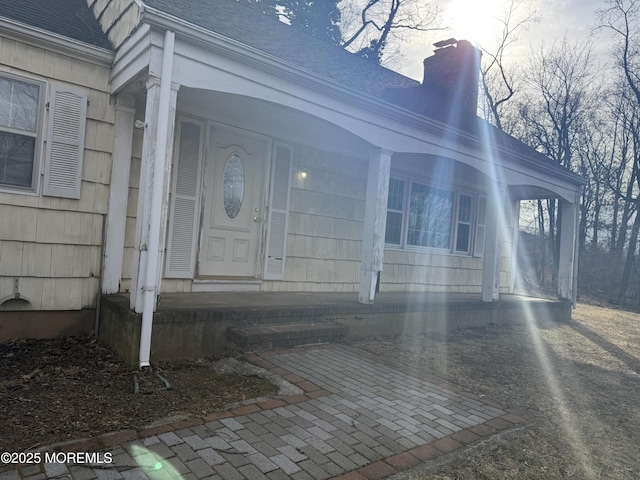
[[130, 444, 184, 479]]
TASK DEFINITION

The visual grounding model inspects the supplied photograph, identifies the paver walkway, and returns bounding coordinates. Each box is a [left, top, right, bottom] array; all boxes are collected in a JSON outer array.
[[1, 345, 527, 480]]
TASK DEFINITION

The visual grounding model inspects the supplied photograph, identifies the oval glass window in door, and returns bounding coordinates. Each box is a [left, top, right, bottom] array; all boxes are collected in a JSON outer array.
[[223, 153, 245, 219]]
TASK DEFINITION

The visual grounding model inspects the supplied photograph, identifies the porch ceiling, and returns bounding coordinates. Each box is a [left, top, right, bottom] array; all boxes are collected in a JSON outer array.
[[178, 88, 373, 156], [508, 184, 574, 201]]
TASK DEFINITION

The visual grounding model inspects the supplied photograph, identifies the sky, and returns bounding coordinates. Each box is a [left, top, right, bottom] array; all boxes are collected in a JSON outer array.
[[390, 0, 611, 81]]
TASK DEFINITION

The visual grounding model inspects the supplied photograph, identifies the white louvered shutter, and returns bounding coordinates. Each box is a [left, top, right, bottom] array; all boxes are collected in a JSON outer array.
[[43, 85, 87, 199], [165, 119, 204, 278], [473, 194, 487, 257], [264, 143, 292, 280]]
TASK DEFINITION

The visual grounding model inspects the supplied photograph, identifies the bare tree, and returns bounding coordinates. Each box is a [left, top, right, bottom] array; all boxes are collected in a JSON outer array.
[[479, 0, 539, 132], [603, 82, 638, 258], [517, 38, 596, 287], [607, 80, 640, 302], [594, 0, 640, 302], [596, 0, 640, 105], [340, 0, 444, 64], [575, 108, 611, 251]]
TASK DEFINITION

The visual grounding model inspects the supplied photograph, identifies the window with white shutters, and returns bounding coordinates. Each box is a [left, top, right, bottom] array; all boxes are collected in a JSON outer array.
[[385, 173, 485, 257]]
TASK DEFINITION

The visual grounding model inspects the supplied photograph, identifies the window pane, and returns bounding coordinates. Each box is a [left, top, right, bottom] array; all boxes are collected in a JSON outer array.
[[458, 195, 472, 222], [0, 132, 35, 187], [223, 153, 244, 219], [385, 211, 402, 244], [387, 178, 404, 211], [0, 77, 39, 132], [407, 183, 453, 248], [456, 223, 470, 252]]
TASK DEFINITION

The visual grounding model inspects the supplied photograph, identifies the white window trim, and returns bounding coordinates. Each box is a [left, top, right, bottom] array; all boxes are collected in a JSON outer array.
[[0, 71, 46, 195], [384, 177, 406, 247], [453, 191, 476, 255], [385, 172, 483, 257]]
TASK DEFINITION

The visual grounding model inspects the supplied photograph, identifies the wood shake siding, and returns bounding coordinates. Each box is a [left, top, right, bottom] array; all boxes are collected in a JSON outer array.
[[118, 98, 142, 294], [87, 0, 141, 49], [262, 144, 367, 293], [0, 36, 114, 310]]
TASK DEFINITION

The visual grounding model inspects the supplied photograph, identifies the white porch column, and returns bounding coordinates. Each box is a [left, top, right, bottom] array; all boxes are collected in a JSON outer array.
[[130, 77, 179, 313], [482, 187, 506, 302], [102, 94, 135, 294], [155, 82, 180, 293], [509, 199, 521, 294], [558, 198, 578, 301], [359, 148, 392, 305]]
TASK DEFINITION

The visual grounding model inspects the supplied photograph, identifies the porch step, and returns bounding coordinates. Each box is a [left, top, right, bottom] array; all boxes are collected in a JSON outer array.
[[227, 321, 348, 353]]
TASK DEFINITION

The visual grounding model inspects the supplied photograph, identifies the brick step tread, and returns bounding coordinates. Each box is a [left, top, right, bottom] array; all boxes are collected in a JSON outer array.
[[227, 321, 348, 346]]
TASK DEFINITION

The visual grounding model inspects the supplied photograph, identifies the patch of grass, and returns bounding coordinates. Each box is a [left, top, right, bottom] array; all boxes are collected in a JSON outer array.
[[354, 304, 640, 479]]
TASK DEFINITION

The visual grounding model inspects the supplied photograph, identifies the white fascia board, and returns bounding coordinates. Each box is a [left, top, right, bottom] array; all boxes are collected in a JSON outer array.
[[0, 17, 113, 66], [140, 6, 584, 190]]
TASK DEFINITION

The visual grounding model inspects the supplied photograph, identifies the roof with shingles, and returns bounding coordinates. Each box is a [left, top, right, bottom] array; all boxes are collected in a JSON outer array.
[[0, 0, 112, 50], [0, 0, 579, 180], [141, 0, 578, 178], [143, 0, 419, 98]]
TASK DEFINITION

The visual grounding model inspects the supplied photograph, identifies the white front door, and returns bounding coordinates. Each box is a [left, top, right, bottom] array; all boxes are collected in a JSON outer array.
[[199, 125, 269, 277]]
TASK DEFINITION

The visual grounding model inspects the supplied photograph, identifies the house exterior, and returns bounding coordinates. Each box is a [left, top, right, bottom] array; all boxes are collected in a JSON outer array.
[[1, 0, 583, 360], [0, 0, 114, 336]]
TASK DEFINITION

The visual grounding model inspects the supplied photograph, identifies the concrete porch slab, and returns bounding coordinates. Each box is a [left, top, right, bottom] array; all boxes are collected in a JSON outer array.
[[98, 292, 570, 367]]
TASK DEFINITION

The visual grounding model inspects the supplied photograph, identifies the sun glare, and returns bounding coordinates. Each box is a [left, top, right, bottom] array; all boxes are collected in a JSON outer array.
[[446, 0, 505, 46]]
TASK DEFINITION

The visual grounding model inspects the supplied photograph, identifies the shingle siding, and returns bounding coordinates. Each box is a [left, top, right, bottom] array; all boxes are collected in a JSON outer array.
[[0, 31, 114, 311]]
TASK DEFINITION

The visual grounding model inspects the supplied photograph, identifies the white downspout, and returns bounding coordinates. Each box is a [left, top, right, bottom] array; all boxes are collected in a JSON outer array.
[[139, 30, 175, 368]]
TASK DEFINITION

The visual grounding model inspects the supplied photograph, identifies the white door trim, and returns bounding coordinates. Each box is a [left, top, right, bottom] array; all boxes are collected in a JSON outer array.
[[196, 120, 273, 279]]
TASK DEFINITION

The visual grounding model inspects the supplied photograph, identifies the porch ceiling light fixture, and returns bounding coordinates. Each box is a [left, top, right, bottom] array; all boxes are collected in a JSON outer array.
[[297, 167, 307, 179]]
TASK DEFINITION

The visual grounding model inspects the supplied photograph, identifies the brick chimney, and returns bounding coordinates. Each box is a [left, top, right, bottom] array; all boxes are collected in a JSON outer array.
[[422, 39, 481, 115]]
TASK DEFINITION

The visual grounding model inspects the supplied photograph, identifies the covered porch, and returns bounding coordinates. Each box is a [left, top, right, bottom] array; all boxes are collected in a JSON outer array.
[[99, 14, 583, 367], [99, 291, 570, 367]]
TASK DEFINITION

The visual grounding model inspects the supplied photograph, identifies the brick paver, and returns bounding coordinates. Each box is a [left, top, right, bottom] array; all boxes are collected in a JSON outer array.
[[1, 346, 523, 479]]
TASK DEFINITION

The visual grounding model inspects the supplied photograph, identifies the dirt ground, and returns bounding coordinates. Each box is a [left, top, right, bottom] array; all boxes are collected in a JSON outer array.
[[2, 304, 639, 479], [0, 337, 276, 452], [352, 303, 640, 479]]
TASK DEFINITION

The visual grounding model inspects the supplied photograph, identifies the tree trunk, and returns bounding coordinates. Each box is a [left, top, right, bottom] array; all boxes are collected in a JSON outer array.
[[547, 198, 558, 288], [537, 200, 546, 285], [618, 208, 640, 304]]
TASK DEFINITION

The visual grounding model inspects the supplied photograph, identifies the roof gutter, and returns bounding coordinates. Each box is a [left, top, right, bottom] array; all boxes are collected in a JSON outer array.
[[0, 17, 113, 66], [139, 6, 583, 188]]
